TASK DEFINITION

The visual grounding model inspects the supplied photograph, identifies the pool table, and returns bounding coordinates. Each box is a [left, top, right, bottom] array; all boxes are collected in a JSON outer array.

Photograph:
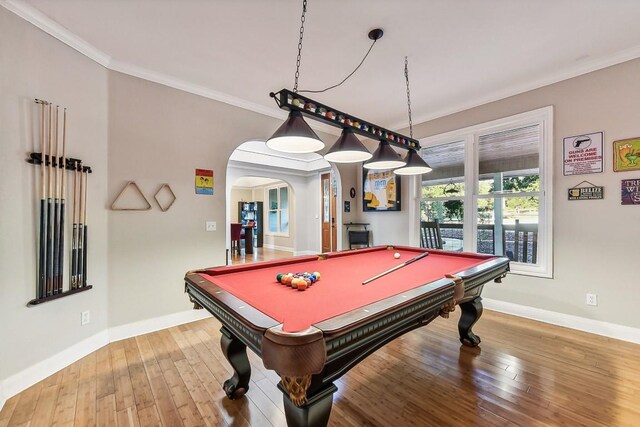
[[184, 246, 509, 427]]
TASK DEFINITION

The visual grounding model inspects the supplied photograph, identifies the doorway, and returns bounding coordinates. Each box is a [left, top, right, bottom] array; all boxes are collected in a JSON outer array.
[[321, 172, 338, 253]]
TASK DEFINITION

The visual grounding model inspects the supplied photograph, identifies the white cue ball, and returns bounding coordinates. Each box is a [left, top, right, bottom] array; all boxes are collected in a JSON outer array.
[[394, 252, 401, 259]]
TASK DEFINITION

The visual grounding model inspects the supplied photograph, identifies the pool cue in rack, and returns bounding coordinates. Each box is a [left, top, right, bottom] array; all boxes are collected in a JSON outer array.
[[45, 103, 54, 297], [35, 99, 48, 299], [52, 106, 61, 294], [71, 160, 80, 289], [82, 165, 88, 287], [56, 108, 67, 294]]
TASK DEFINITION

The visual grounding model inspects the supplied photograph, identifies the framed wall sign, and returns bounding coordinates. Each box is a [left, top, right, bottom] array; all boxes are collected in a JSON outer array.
[[195, 168, 214, 195], [344, 201, 351, 212], [363, 168, 401, 211], [563, 132, 603, 176], [568, 181, 604, 200], [613, 137, 640, 172], [621, 178, 640, 205]]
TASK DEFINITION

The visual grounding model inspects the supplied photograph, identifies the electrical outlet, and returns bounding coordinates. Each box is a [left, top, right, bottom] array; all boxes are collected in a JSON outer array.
[[586, 293, 597, 306], [206, 221, 216, 232], [81, 310, 90, 325]]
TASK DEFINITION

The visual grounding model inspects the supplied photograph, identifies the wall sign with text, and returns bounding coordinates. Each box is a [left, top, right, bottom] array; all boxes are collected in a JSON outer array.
[[621, 178, 640, 205], [568, 185, 604, 201], [563, 132, 603, 176]]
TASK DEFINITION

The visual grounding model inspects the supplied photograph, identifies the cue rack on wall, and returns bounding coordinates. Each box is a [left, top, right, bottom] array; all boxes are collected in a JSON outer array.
[[26, 99, 93, 306]]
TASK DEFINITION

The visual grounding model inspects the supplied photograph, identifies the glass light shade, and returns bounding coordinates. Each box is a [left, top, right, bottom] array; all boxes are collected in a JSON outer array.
[[266, 110, 325, 153], [363, 140, 406, 170], [323, 128, 372, 163], [394, 149, 433, 175]]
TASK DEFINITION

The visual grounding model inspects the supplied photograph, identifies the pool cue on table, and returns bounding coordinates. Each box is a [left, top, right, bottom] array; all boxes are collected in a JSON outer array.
[[362, 251, 430, 285], [52, 106, 61, 294], [56, 108, 67, 294], [77, 163, 85, 288], [45, 103, 54, 296], [70, 161, 79, 289], [82, 167, 88, 287], [36, 99, 47, 299]]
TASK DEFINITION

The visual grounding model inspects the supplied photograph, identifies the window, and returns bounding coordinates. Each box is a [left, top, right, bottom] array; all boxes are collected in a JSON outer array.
[[266, 185, 289, 235], [420, 107, 553, 277]]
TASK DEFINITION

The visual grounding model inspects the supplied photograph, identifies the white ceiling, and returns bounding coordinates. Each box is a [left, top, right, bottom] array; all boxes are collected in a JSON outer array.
[[10, 0, 640, 130]]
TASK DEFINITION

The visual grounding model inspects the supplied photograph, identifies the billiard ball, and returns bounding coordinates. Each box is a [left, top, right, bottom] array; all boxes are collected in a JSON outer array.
[[313, 271, 321, 280], [394, 252, 401, 259], [277, 273, 283, 283]]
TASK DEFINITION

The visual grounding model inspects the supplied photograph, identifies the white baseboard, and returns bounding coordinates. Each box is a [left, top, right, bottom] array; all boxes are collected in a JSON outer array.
[[0, 330, 109, 406], [483, 298, 640, 344], [294, 250, 319, 256], [0, 382, 6, 413], [262, 244, 294, 252], [108, 309, 211, 342], [0, 309, 211, 411]]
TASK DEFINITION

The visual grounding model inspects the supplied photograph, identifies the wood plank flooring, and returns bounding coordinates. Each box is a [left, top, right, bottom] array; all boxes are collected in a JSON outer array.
[[2, 309, 639, 426], [230, 248, 294, 265]]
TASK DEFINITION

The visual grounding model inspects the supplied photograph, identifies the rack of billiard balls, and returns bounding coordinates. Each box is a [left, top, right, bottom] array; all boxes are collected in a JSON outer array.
[[276, 272, 321, 291]]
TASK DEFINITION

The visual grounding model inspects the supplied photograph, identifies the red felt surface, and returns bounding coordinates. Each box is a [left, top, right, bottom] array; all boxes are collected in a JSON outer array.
[[200, 247, 494, 332]]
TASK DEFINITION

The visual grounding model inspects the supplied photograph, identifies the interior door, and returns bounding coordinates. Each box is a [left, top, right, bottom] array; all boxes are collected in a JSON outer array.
[[331, 175, 337, 251], [321, 173, 331, 253]]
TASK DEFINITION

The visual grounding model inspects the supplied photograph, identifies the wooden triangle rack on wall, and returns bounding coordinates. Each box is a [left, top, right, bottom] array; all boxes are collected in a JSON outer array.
[[111, 181, 152, 211]]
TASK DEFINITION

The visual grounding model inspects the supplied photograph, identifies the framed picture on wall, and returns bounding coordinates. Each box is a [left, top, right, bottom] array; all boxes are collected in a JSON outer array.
[[613, 137, 640, 172], [362, 168, 401, 211]]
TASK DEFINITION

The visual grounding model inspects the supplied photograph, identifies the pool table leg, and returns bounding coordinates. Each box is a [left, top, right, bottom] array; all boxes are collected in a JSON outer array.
[[280, 382, 337, 427], [458, 296, 483, 347], [220, 326, 251, 399]]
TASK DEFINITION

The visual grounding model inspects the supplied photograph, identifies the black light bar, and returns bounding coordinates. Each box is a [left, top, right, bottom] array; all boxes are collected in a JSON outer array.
[[270, 89, 420, 151]]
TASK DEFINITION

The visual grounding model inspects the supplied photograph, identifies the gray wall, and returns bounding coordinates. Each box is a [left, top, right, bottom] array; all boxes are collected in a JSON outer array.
[[0, 7, 109, 386]]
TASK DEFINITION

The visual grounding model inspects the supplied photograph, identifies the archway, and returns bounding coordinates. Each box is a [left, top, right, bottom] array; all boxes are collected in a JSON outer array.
[[225, 140, 341, 262]]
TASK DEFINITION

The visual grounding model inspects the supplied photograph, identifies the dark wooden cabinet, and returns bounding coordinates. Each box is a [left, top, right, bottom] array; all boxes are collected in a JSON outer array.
[[238, 201, 263, 248]]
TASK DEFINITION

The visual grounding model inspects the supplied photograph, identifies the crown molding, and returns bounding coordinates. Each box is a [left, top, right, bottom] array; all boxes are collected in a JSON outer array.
[[1, 0, 111, 66], [389, 44, 640, 132], [1, 0, 340, 136], [108, 59, 287, 121]]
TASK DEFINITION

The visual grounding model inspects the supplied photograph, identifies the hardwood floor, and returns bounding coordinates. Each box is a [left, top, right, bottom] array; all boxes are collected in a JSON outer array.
[[230, 247, 294, 265], [2, 308, 639, 426]]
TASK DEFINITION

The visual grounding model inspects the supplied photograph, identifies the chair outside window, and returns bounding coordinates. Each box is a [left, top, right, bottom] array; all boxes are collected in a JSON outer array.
[[503, 219, 538, 264], [230, 223, 243, 255], [420, 220, 443, 249]]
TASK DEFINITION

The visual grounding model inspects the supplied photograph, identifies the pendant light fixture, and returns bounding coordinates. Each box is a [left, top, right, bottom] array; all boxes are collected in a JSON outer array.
[[394, 57, 432, 175], [324, 128, 372, 163], [394, 148, 432, 175], [267, 110, 324, 153], [363, 140, 406, 170], [266, 0, 324, 154]]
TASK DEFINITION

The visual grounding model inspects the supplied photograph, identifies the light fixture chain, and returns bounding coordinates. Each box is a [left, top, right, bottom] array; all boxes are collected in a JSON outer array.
[[404, 56, 413, 139], [294, 0, 307, 93]]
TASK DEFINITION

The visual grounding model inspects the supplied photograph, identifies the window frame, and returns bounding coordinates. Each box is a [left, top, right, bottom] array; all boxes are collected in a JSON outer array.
[[265, 184, 290, 237], [419, 106, 553, 277]]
